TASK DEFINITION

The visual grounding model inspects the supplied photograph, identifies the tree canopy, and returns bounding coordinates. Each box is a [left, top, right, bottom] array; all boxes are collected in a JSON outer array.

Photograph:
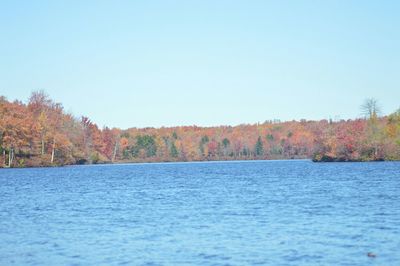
[[1, 92, 399, 167]]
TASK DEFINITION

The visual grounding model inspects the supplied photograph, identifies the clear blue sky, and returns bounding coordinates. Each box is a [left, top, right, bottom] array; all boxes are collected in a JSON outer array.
[[0, 1, 399, 129]]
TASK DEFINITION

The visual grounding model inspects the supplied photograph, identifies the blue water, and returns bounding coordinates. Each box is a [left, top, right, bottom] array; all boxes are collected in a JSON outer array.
[[0, 160, 399, 265]]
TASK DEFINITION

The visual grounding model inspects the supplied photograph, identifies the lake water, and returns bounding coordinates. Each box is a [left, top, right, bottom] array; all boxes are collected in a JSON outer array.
[[0, 160, 399, 265]]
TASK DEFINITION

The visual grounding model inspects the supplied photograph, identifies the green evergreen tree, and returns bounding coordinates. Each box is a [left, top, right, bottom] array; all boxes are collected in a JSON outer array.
[[132, 135, 157, 157], [170, 142, 178, 158], [222, 138, 230, 148], [255, 136, 264, 157]]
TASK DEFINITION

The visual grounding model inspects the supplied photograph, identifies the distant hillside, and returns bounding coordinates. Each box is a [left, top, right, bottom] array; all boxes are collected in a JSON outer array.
[[1, 92, 399, 167]]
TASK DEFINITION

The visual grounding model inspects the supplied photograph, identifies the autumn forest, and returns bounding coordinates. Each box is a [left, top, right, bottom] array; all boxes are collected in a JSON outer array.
[[1, 91, 399, 168]]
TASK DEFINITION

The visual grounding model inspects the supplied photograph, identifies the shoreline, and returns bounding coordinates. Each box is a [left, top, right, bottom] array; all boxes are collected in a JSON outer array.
[[2, 157, 399, 169]]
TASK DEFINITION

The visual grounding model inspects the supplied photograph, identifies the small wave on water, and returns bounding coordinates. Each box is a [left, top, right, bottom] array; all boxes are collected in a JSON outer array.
[[0, 160, 399, 265]]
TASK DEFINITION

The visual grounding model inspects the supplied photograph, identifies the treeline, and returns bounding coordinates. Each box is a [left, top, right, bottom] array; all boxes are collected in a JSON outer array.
[[0, 92, 399, 167], [313, 101, 400, 162]]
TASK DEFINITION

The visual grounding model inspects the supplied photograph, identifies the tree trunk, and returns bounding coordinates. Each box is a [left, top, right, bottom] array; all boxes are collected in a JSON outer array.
[[8, 148, 13, 167], [112, 141, 118, 162], [3, 150, 5, 167], [51, 137, 55, 164], [41, 137, 45, 155]]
